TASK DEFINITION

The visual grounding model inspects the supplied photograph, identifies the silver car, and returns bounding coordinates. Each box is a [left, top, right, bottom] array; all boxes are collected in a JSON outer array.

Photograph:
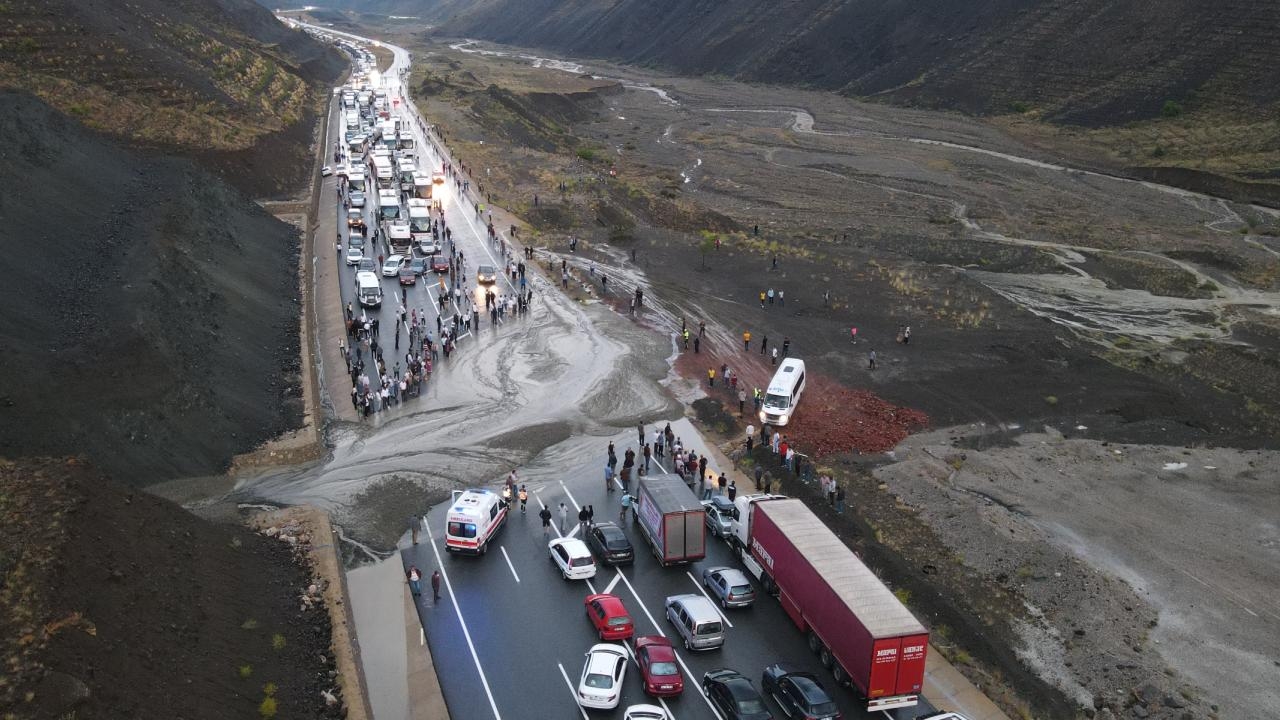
[[701, 566, 756, 609], [701, 500, 732, 538]]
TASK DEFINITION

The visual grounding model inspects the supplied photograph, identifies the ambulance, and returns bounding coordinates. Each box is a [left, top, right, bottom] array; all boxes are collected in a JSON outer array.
[[444, 489, 509, 554]]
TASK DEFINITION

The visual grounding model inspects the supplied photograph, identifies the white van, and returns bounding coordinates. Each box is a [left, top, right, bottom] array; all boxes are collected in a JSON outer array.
[[445, 489, 509, 555], [759, 358, 806, 426], [356, 271, 382, 308]]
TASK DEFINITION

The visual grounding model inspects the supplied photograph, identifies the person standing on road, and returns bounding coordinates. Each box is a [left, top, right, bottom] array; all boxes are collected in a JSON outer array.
[[770, 347, 779, 366], [694, 336, 700, 354], [760, 335, 767, 355], [604, 463, 615, 493], [759, 291, 766, 309], [407, 566, 423, 597], [778, 290, 785, 306], [637, 422, 645, 446], [619, 492, 633, 522], [738, 389, 746, 415], [743, 330, 751, 351], [578, 506, 590, 530], [408, 515, 419, 545], [642, 444, 652, 474], [727, 480, 737, 502], [718, 472, 728, 496], [707, 367, 715, 387], [431, 570, 441, 603], [540, 505, 553, 537], [868, 349, 877, 370], [559, 502, 569, 533], [782, 337, 791, 357]]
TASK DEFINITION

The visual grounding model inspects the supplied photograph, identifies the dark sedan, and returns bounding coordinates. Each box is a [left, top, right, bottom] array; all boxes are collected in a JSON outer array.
[[399, 266, 418, 285], [703, 669, 772, 720], [585, 522, 634, 565], [761, 664, 840, 720]]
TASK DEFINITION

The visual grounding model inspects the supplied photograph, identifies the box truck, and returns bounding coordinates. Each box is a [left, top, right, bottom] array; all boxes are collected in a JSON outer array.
[[634, 473, 706, 566], [731, 496, 928, 711]]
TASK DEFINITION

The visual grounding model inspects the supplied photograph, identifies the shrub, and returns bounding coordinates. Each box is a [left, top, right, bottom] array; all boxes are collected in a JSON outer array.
[[1151, 145, 1166, 158], [241, 619, 259, 630], [238, 664, 253, 679], [1009, 100, 1030, 114], [1044, 395, 1059, 406], [893, 588, 912, 605], [1161, 100, 1183, 118], [262, 682, 278, 697], [271, 633, 286, 651], [575, 147, 597, 162], [259, 697, 278, 719]]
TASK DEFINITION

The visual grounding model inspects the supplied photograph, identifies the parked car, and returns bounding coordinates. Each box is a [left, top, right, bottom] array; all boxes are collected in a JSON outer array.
[[431, 255, 450, 273], [702, 499, 733, 538], [585, 594, 634, 641], [345, 245, 363, 265], [408, 256, 429, 276], [702, 566, 756, 608], [476, 264, 497, 283], [399, 267, 417, 286], [702, 669, 773, 720], [635, 635, 683, 697], [382, 254, 405, 277], [321, 165, 333, 177], [549, 537, 597, 580], [761, 664, 840, 720], [577, 643, 627, 709], [585, 522, 634, 565]]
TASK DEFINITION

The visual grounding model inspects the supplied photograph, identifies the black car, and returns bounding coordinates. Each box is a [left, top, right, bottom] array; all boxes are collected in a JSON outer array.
[[703, 669, 773, 720], [585, 522, 634, 565], [761, 664, 840, 720]]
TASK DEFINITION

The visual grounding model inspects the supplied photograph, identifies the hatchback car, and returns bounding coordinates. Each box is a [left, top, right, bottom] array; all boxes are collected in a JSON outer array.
[[476, 264, 497, 283], [702, 499, 733, 538], [408, 256, 429, 276], [703, 669, 772, 720], [585, 522, 634, 565], [349, 190, 366, 208], [577, 643, 627, 709], [585, 594, 634, 641], [761, 664, 840, 720], [702, 566, 756, 608], [345, 245, 363, 265], [321, 165, 333, 177], [382, 254, 405, 277], [635, 635, 683, 697], [431, 255, 450, 273], [549, 537, 597, 580], [398, 267, 418, 286]]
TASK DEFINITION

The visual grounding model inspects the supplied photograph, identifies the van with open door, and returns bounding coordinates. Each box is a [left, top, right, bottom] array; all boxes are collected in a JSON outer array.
[[759, 358, 805, 426]]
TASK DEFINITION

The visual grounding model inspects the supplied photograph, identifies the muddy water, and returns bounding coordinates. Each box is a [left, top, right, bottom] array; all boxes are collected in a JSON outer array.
[[233, 275, 680, 545]]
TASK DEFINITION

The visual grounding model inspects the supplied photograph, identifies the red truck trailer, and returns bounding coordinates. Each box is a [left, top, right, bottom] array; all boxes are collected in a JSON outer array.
[[732, 496, 928, 711], [634, 473, 706, 566]]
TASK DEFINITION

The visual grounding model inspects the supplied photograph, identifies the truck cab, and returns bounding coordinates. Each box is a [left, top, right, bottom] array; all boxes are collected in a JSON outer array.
[[730, 493, 787, 585]]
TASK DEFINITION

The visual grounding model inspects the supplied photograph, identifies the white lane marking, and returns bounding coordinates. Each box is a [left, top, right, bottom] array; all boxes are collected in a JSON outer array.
[[567, 523, 581, 539], [500, 546, 521, 583], [603, 571, 622, 595], [614, 568, 665, 638], [420, 627, 424, 646], [672, 646, 725, 720], [423, 516, 503, 720], [560, 480, 581, 511], [556, 662, 590, 720], [685, 570, 734, 628]]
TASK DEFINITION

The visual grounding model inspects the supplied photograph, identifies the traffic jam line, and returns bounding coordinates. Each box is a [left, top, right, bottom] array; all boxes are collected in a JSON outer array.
[[422, 515, 503, 720]]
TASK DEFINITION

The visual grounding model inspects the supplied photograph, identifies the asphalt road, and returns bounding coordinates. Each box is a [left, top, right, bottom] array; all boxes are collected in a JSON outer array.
[[326, 62, 522, 410], [301, 25, 940, 720], [402, 426, 936, 720]]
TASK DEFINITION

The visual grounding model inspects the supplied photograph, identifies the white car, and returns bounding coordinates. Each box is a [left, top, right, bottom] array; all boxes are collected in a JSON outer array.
[[349, 191, 366, 208], [345, 245, 363, 266], [381, 254, 405, 277], [321, 165, 333, 177], [623, 705, 668, 720], [549, 537, 597, 580], [577, 643, 627, 709]]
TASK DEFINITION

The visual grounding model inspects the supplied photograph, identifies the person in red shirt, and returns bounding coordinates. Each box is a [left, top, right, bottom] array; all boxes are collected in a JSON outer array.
[[779, 440, 789, 468]]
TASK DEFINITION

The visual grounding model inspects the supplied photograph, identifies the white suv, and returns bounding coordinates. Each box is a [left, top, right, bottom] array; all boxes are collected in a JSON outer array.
[[549, 537, 597, 580]]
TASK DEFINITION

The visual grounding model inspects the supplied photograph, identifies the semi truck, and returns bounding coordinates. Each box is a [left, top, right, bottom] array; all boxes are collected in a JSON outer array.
[[634, 473, 706, 566], [730, 495, 928, 711]]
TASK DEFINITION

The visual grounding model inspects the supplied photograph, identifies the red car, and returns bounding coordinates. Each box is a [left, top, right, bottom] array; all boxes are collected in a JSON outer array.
[[431, 255, 450, 273], [584, 593, 634, 641], [635, 635, 684, 697]]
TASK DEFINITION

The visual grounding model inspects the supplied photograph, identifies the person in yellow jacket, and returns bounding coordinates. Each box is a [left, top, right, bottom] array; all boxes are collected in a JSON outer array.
[[743, 331, 751, 351], [708, 367, 716, 387]]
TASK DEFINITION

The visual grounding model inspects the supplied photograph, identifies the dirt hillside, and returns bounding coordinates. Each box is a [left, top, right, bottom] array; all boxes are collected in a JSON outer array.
[[0, 91, 304, 484], [0, 457, 340, 719]]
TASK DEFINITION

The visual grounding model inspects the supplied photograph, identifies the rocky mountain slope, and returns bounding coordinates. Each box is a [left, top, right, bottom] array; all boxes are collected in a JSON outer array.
[[0, 0, 344, 195], [0, 457, 338, 719], [0, 91, 306, 483]]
